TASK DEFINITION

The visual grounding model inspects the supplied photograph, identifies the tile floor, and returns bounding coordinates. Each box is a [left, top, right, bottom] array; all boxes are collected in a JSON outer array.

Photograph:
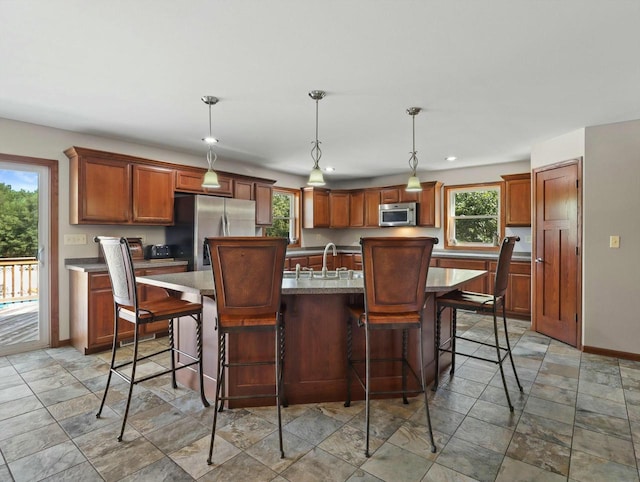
[[1, 312, 640, 481]]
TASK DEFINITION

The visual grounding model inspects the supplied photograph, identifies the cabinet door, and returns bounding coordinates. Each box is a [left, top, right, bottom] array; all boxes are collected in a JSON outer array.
[[364, 190, 380, 227], [340, 254, 353, 270], [302, 188, 330, 228], [78, 157, 131, 223], [330, 191, 350, 228], [132, 164, 175, 224], [399, 188, 419, 203], [89, 272, 135, 347], [488, 260, 531, 317], [349, 191, 365, 227], [353, 254, 363, 270], [175, 168, 233, 197], [380, 188, 400, 204], [308, 255, 324, 270], [417, 181, 442, 227], [141, 265, 188, 335], [437, 258, 488, 293], [234, 180, 254, 200], [254, 183, 273, 226], [502, 173, 531, 226], [288, 256, 308, 269]]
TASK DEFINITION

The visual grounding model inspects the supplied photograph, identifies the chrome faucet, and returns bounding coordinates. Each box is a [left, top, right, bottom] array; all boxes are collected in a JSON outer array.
[[322, 242, 337, 277]]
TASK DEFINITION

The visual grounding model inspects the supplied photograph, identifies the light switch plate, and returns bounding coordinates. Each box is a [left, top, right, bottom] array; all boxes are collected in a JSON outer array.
[[609, 235, 620, 248], [64, 234, 87, 245]]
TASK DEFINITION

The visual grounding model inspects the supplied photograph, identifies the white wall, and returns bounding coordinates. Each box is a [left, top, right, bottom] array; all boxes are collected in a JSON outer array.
[[0, 117, 306, 340], [530, 128, 585, 170], [582, 119, 640, 354]]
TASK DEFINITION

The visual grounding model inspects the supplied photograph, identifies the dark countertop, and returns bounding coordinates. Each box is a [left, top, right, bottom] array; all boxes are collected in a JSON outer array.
[[137, 267, 487, 296], [65, 257, 188, 273], [288, 246, 531, 262]]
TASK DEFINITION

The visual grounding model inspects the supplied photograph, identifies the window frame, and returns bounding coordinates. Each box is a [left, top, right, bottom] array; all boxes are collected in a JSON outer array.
[[443, 181, 504, 251], [266, 187, 301, 248]]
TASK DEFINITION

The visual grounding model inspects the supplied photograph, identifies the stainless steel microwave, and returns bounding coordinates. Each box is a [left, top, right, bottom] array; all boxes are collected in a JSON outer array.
[[378, 202, 417, 227]]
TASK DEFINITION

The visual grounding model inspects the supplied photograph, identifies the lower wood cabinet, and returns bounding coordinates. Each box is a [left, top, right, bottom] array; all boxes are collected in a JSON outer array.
[[488, 260, 531, 316], [70, 264, 187, 354], [434, 256, 531, 319]]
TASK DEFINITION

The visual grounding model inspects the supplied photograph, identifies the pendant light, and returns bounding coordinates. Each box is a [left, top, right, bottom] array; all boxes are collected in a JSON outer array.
[[307, 90, 326, 186], [201, 95, 220, 188], [405, 107, 423, 192]]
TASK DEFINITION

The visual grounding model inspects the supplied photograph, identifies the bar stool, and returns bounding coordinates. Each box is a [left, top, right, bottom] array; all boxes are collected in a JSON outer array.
[[345, 236, 438, 457], [94, 236, 209, 442], [434, 236, 523, 411], [204, 236, 288, 463]]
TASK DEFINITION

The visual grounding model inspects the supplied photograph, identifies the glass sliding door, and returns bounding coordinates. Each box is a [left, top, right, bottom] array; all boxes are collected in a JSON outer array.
[[0, 162, 50, 355]]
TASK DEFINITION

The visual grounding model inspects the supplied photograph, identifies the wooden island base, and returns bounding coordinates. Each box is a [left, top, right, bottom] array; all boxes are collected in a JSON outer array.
[[174, 291, 451, 408]]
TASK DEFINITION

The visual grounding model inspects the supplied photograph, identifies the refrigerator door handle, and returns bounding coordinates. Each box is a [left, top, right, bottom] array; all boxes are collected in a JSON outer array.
[[225, 213, 231, 236]]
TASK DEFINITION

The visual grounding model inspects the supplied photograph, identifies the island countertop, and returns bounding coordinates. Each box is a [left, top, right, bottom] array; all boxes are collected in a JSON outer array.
[[136, 266, 487, 296]]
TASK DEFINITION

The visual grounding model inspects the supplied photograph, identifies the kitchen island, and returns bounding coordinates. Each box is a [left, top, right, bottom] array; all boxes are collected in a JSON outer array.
[[137, 267, 485, 407]]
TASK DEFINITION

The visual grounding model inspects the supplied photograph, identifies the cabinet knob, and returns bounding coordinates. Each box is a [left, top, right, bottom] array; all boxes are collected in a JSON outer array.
[[535, 258, 544, 263]]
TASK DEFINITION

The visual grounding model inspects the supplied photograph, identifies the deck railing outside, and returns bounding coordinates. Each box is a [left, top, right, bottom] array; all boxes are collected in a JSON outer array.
[[0, 258, 39, 304]]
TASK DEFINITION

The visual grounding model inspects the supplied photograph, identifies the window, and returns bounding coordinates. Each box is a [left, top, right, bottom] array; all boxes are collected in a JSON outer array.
[[266, 188, 300, 247], [444, 182, 502, 250]]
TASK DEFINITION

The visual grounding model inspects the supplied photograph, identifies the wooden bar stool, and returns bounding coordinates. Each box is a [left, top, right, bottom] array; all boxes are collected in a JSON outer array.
[[345, 236, 438, 457], [434, 236, 523, 411], [204, 236, 288, 463], [94, 236, 208, 442]]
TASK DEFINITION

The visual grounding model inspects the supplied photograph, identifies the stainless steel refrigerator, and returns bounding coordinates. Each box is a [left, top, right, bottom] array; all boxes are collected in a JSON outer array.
[[166, 194, 257, 270]]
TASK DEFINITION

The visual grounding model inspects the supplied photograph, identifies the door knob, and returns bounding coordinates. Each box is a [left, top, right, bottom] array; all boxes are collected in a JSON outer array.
[[535, 258, 544, 263]]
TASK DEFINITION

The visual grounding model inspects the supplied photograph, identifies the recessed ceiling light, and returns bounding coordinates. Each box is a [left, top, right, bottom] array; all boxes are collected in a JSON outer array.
[[324, 166, 335, 172], [445, 156, 457, 162]]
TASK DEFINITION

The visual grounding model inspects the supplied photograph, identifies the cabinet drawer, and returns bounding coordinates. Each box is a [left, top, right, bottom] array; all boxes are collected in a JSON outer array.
[[437, 258, 487, 270], [89, 273, 111, 290], [488, 260, 531, 274]]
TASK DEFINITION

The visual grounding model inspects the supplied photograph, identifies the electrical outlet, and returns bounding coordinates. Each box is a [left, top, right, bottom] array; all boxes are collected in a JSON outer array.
[[64, 234, 87, 245], [609, 235, 620, 248], [525, 235, 532, 243]]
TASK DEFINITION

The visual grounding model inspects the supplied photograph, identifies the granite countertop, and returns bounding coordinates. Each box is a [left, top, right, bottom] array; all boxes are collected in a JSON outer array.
[[136, 267, 487, 297], [65, 257, 188, 273]]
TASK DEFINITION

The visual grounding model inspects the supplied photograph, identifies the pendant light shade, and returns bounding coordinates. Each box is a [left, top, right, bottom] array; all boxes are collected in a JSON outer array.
[[307, 90, 326, 186], [405, 107, 423, 192], [201, 95, 221, 188]]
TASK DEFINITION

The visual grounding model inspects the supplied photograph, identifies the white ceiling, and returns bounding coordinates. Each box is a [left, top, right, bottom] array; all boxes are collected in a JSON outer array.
[[1, 1, 639, 181]]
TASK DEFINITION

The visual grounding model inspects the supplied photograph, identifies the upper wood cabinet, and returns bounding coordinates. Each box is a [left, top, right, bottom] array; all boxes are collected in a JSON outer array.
[[380, 186, 419, 204], [66, 147, 173, 225], [67, 147, 275, 226], [502, 173, 531, 226], [132, 164, 175, 224], [329, 191, 350, 228], [380, 188, 400, 204], [234, 179, 254, 200], [364, 189, 381, 227], [349, 191, 365, 227], [254, 182, 273, 226], [302, 187, 330, 228], [175, 167, 233, 197], [417, 181, 442, 227]]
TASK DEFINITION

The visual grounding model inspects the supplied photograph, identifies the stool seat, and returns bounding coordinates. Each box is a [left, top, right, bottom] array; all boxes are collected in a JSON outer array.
[[435, 290, 500, 310], [118, 298, 203, 323]]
